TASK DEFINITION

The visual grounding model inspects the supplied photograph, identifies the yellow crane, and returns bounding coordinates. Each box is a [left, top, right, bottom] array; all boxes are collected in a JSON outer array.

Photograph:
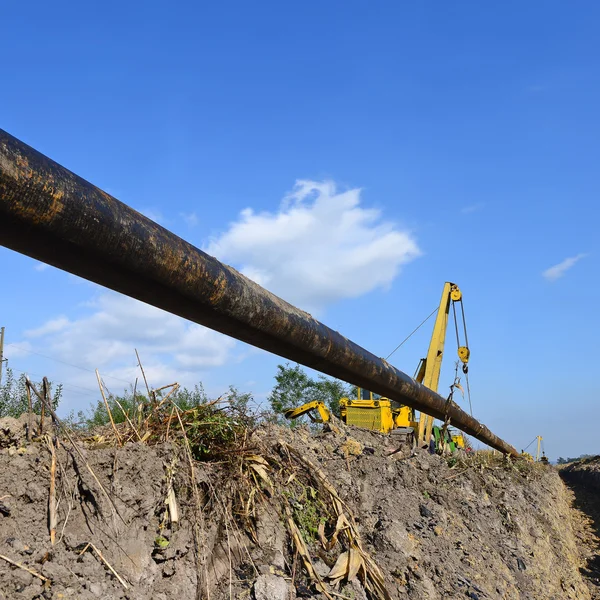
[[536, 435, 543, 462], [284, 282, 471, 449], [415, 282, 470, 447], [522, 435, 547, 463]]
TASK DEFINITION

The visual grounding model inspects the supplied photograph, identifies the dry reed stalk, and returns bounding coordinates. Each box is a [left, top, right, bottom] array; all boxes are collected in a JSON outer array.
[[283, 503, 334, 600], [165, 405, 176, 441], [109, 393, 143, 442], [26, 382, 33, 443], [172, 403, 210, 600], [164, 458, 179, 526], [443, 468, 470, 481], [26, 378, 125, 524], [135, 349, 154, 404], [207, 478, 258, 578], [280, 441, 391, 600], [133, 376, 143, 430], [39, 379, 46, 436], [165, 487, 179, 526], [154, 382, 179, 394], [79, 543, 128, 589], [46, 435, 57, 545], [0, 553, 50, 582], [146, 383, 180, 420], [57, 478, 76, 544], [290, 548, 298, 600], [95, 370, 122, 446]]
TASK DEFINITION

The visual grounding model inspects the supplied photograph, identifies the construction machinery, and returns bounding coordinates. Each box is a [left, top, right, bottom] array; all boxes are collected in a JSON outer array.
[[284, 282, 471, 451], [284, 388, 417, 439], [337, 388, 416, 437], [521, 436, 547, 463], [415, 282, 470, 447]]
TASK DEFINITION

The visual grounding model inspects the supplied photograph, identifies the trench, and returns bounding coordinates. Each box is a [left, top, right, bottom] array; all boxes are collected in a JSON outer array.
[[560, 461, 600, 599]]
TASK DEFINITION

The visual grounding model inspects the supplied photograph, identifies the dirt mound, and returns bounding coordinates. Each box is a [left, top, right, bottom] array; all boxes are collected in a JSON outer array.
[[561, 456, 600, 491], [0, 416, 593, 600]]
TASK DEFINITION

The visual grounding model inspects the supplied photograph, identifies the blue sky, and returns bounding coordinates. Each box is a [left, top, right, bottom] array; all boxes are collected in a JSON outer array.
[[1, 1, 598, 460]]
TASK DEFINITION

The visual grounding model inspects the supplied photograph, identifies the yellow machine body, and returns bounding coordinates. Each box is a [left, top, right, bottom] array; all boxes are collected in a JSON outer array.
[[340, 398, 395, 433], [451, 433, 466, 449], [339, 388, 418, 435]]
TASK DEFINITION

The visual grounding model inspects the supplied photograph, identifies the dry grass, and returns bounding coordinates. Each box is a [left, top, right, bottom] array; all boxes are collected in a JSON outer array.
[[446, 448, 547, 481], [33, 368, 395, 600]]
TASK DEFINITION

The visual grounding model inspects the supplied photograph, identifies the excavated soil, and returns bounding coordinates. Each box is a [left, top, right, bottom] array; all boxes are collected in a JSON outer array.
[[0, 414, 597, 600]]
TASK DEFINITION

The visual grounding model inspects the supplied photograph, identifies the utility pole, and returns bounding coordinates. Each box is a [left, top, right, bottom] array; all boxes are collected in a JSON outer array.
[[0, 327, 4, 385]]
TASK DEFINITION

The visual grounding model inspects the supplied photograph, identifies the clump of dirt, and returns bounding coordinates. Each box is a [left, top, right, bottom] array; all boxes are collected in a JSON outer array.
[[0, 415, 594, 600]]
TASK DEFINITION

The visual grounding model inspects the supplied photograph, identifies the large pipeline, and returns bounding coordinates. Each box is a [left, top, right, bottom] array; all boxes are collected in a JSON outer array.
[[0, 129, 517, 455]]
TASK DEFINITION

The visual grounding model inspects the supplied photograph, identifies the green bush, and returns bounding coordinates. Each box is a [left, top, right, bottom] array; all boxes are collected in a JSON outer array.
[[0, 368, 61, 418]]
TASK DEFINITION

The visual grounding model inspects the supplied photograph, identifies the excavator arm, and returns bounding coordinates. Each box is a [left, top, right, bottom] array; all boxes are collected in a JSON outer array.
[[284, 400, 331, 423]]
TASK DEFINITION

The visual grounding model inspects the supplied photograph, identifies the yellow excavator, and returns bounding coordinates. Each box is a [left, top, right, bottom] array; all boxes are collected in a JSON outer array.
[[284, 282, 471, 449]]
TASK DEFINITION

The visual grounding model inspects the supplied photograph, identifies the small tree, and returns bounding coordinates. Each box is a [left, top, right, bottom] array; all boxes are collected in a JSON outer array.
[[172, 383, 208, 411], [0, 367, 62, 418], [268, 364, 313, 416], [268, 363, 352, 422], [225, 385, 253, 414]]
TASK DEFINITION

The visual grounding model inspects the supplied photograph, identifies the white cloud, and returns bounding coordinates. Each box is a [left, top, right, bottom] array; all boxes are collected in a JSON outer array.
[[206, 180, 420, 312], [25, 317, 70, 338], [34, 262, 50, 272], [542, 254, 587, 282], [181, 211, 199, 227], [461, 203, 485, 214], [3, 341, 33, 359], [21, 292, 236, 397]]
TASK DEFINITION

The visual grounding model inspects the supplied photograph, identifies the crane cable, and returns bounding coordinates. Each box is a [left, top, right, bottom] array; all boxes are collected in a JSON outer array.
[[385, 306, 439, 361], [464, 371, 473, 416], [385, 291, 474, 416], [451, 296, 474, 416]]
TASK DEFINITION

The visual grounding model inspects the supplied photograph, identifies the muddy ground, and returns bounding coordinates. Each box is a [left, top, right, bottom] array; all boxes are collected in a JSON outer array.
[[0, 414, 597, 600]]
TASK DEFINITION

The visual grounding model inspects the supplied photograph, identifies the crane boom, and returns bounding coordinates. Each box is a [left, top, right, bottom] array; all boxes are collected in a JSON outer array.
[[416, 283, 469, 447]]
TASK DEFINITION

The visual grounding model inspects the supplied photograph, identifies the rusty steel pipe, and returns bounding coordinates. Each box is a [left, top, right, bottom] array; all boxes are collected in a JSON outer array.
[[0, 129, 517, 455]]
